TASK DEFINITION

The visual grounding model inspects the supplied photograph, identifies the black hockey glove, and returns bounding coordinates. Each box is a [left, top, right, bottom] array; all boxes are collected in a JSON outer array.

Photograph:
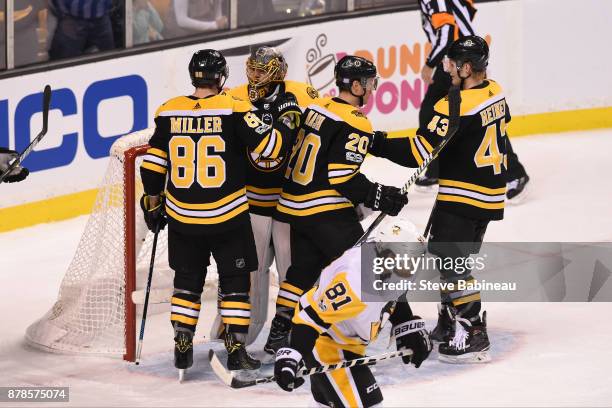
[[392, 316, 432, 368], [0, 149, 29, 183], [273, 92, 302, 129], [364, 183, 408, 216], [275, 347, 305, 392], [140, 194, 167, 232], [370, 130, 388, 154]]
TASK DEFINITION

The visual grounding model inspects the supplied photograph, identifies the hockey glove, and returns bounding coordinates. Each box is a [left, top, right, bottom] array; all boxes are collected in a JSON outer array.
[[364, 183, 408, 216], [370, 130, 388, 154], [273, 93, 302, 129], [140, 194, 167, 232], [392, 316, 432, 368], [0, 149, 29, 183], [274, 347, 305, 392]]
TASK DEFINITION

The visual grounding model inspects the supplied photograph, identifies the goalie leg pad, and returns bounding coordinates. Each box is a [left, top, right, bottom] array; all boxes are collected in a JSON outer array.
[[247, 214, 274, 344]]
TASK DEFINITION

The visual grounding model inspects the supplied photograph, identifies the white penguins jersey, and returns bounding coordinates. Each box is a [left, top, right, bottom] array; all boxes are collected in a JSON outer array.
[[293, 247, 396, 354]]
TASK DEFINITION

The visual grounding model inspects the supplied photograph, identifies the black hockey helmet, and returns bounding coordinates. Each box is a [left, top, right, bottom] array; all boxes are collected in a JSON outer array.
[[447, 35, 489, 72], [335, 55, 378, 90], [189, 49, 229, 89]]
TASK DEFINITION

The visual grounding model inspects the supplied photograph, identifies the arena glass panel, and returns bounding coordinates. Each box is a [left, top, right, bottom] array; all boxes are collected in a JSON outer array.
[[236, 0, 347, 28]]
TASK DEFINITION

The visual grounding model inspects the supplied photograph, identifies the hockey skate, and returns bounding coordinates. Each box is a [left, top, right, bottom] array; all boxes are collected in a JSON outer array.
[[438, 311, 491, 364], [506, 175, 530, 204], [430, 304, 454, 343], [263, 315, 291, 355], [174, 330, 193, 382], [224, 332, 261, 371]]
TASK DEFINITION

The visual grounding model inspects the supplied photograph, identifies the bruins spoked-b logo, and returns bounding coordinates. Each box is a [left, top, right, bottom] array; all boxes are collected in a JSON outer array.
[[247, 112, 286, 171]]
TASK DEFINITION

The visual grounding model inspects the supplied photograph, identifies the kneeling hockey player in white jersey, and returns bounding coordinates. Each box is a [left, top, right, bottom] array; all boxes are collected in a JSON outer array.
[[273, 218, 432, 407]]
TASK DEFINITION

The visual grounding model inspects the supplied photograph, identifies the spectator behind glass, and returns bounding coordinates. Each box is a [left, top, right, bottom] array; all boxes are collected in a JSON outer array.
[[0, 0, 49, 67], [49, 0, 115, 59], [133, 0, 163, 44], [163, 0, 227, 38]]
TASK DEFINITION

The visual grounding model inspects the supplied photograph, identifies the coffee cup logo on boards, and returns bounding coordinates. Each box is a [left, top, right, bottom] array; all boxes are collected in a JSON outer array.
[[306, 34, 337, 98]]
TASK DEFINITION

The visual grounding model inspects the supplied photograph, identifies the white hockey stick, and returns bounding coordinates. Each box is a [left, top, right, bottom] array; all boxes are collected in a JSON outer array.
[[208, 348, 413, 389]]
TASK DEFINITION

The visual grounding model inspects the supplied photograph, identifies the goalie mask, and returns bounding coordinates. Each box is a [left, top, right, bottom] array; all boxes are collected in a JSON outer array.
[[374, 217, 426, 279], [246, 46, 288, 102]]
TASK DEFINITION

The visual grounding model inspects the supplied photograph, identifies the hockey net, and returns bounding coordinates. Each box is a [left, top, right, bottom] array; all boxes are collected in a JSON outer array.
[[25, 129, 219, 361]]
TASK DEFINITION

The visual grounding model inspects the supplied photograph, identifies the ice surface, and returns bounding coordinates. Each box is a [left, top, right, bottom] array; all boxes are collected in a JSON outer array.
[[1, 130, 611, 407]]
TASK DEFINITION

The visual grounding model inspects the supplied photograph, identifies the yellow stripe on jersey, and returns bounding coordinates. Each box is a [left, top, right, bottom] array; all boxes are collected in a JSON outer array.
[[310, 98, 373, 134], [246, 186, 281, 207], [439, 179, 506, 195], [147, 147, 168, 159], [141, 162, 167, 174], [328, 163, 359, 185], [328, 163, 359, 171], [437, 194, 505, 209], [165, 203, 249, 225], [276, 202, 354, 217], [280, 189, 343, 201], [222, 317, 250, 325], [434, 80, 504, 117], [155, 93, 252, 117], [220, 301, 251, 310], [410, 136, 425, 165], [171, 314, 198, 326], [166, 188, 246, 210], [246, 186, 282, 194], [171, 297, 201, 310]]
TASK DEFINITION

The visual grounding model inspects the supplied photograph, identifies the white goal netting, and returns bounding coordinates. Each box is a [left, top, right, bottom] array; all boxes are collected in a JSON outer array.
[[25, 129, 218, 358]]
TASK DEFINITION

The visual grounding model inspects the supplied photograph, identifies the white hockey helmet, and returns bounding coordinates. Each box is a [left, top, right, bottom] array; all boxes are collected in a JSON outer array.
[[374, 217, 426, 277]]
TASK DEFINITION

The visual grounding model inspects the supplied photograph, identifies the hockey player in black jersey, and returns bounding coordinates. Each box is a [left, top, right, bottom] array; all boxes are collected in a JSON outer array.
[[415, 0, 529, 202], [264, 55, 409, 355], [208, 47, 321, 345], [139, 49, 301, 376], [377, 36, 503, 362]]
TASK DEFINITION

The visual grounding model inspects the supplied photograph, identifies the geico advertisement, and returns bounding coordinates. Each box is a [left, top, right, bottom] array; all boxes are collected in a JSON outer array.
[[0, 5, 514, 207]]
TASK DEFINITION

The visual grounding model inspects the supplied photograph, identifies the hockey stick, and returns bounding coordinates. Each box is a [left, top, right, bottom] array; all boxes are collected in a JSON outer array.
[[135, 220, 162, 365], [208, 348, 413, 389], [0, 85, 51, 183], [354, 84, 462, 246]]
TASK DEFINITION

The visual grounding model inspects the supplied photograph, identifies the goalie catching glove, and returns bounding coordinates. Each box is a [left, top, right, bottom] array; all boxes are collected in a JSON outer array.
[[140, 194, 167, 232], [392, 316, 432, 368], [274, 347, 305, 392], [365, 183, 408, 216]]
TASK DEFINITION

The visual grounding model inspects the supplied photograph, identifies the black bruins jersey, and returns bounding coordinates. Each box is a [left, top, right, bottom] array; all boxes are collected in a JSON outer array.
[[275, 97, 375, 224], [226, 81, 320, 216], [140, 92, 290, 234], [377, 80, 508, 220]]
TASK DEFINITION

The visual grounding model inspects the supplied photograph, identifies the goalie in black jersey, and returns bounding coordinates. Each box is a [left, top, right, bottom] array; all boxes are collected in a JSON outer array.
[[139, 49, 301, 376], [375, 36, 507, 363]]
